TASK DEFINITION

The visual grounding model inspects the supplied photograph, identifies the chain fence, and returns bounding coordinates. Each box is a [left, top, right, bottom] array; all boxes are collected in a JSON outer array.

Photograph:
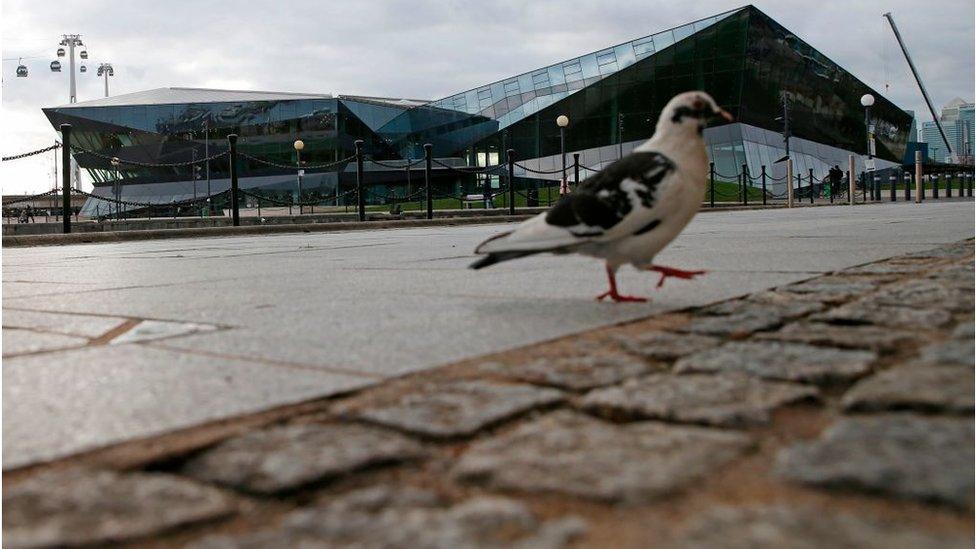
[[9, 129, 975, 233], [2, 143, 61, 162]]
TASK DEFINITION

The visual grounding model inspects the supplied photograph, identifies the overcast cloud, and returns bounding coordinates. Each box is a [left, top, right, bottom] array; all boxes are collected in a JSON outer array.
[[2, 0, 974, 194]]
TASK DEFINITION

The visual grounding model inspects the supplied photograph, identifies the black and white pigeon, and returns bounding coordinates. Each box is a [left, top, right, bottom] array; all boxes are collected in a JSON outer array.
[[470, 91, 733, 302]]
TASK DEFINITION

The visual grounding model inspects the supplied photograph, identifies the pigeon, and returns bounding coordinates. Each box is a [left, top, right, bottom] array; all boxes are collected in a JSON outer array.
[[470, 91, 733, 302]]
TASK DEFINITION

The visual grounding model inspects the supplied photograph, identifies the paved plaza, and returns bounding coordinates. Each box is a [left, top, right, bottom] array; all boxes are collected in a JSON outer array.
[[2, 200, 974, 469]]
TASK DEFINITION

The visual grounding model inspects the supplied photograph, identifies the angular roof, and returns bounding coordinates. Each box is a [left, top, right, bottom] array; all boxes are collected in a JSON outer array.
[[50, 87, 333, 109], [426, 7, 745, 129]]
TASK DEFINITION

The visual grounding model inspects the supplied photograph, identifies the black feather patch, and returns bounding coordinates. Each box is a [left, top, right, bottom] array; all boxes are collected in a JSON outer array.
[[633, 219, 661, 236], [544, 152, 675, 235]]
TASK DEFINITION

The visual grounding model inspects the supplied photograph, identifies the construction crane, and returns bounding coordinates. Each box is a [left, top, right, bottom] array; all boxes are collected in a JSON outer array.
[[883, 12, 952, 156]]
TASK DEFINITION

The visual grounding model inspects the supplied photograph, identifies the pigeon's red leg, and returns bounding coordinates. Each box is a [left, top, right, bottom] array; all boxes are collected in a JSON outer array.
[[596, 264, 648, 302], [647, 265, 707, 288]]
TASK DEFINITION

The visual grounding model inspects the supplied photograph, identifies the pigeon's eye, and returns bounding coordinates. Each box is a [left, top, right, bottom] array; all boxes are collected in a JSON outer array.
[[692, 99, 705, 110]]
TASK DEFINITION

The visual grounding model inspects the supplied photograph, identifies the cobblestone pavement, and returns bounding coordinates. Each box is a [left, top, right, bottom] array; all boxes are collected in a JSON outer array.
[[3, 239, 973, 548]]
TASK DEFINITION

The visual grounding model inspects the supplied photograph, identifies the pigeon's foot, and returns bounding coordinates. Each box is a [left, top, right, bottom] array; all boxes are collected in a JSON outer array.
[[597, 263, 649, 303], [647, 265, 707, 288], [595, 290, 649, 303]]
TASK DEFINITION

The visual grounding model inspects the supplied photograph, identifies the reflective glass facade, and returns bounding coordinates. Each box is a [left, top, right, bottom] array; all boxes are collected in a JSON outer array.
[[467, 6, 911, 189], [44, 5, 912, 209]]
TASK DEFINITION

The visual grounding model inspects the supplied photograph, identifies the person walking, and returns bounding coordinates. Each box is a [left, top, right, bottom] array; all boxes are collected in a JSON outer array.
[[828, 165, 843, 198]]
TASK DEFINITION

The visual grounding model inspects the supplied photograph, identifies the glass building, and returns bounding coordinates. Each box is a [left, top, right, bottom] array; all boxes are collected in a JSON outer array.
[[44, 5, 911, 215]]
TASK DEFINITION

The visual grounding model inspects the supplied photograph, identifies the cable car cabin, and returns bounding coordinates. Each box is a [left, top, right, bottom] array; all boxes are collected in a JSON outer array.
[[56, 48, 65, 57], [80, 50, 88, 59], [50, 60, 62, 72], [80, 65, 87, 73], [16, 64, 28, 77]]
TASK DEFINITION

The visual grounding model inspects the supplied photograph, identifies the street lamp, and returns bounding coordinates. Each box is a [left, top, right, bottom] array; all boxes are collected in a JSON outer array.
[[294, 139, 305, 215], [861, 93, 875, 198], [110, 156, 121, 220], [556, 115, 569, 195]]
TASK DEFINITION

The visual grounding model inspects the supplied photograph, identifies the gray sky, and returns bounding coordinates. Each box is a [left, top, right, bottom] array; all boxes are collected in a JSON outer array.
[[2, 0, 974, 194]]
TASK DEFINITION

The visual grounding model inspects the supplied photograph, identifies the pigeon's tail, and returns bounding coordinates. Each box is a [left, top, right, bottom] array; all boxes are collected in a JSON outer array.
[[469, 250, 542, 270]]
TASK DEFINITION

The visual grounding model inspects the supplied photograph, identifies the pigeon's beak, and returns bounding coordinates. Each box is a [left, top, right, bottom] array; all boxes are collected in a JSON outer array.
[[717, 109, 734, 122]]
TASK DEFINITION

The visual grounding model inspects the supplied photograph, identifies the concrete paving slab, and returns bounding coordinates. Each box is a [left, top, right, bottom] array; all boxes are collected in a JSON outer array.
[[2, 344, 372, 468], [2, 201, 972, 467], [2, 328, 88, 357], [2, 309, 128, 339]]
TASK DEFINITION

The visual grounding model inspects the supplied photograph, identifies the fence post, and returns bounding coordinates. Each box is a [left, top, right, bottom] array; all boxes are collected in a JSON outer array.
[[904, 171, 911, 202], [709, 162, 715, 208], [848, 155, 855, 205], [507, 149, 516, 216], [808, 168, 814, 204], [761, 165, 767, 206], [914, 151, 923, 203], [932, 173, 939, 199], [742, 164, 749, 205], [59, 124, 72, 233], [786, 158, 794, 208], [227, 134, 240, 226], [354, 140, 365, 222], [424, 143, 433, 220], [946, 172, 953, 198], [889, 173, 896, 201], [969, 173, 973, 197]]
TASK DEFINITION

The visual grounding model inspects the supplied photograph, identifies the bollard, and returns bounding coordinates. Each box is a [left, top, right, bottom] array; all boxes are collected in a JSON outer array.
[[355, 140, 365, 222], [904, 171, 911, 202], [848, 155, 855, 205], [59, 124, 72, 233], [709, 162, 715, 208], [761, 165, 767, 206], [508, 149, 516, 215], [786, 158, 794, 208], [808, 168, 814, 204], [424, 143, 433, 220], [861, 172, 867, 202], [227, 134, 240, 226], [573, 153, 580, 189], [932, 173, 939, 199], [914, 151, 922, 203], [742, 164, 749, 205], [947, 172, 953, 198], [969, 173, 973, 198]]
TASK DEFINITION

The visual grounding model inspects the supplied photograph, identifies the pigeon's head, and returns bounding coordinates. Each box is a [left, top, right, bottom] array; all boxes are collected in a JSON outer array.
[[659, 92, 733, 136]]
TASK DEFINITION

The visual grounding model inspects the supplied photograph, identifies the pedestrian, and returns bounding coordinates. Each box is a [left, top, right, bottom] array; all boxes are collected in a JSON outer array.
[[828, 165, 843, 198], [25, 204, 35, 223]]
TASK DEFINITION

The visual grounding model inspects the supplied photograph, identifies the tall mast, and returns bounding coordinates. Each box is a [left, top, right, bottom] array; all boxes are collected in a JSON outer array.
[[883, 12, 952, 156]]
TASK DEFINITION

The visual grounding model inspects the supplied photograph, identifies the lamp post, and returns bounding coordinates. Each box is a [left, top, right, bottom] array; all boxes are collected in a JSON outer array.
[[294, 139, 304, 215], [110, 156, 121, 221], [861, 94, 876, 185], [557, 115, 569, 195]]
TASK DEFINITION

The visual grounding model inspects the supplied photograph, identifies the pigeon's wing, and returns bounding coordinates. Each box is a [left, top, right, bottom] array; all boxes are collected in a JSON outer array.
[[475, 151, 676, 256]]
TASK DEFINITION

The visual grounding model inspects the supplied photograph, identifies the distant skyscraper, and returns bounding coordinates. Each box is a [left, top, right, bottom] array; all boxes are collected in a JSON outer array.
[[922, 98, 974, 164]]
